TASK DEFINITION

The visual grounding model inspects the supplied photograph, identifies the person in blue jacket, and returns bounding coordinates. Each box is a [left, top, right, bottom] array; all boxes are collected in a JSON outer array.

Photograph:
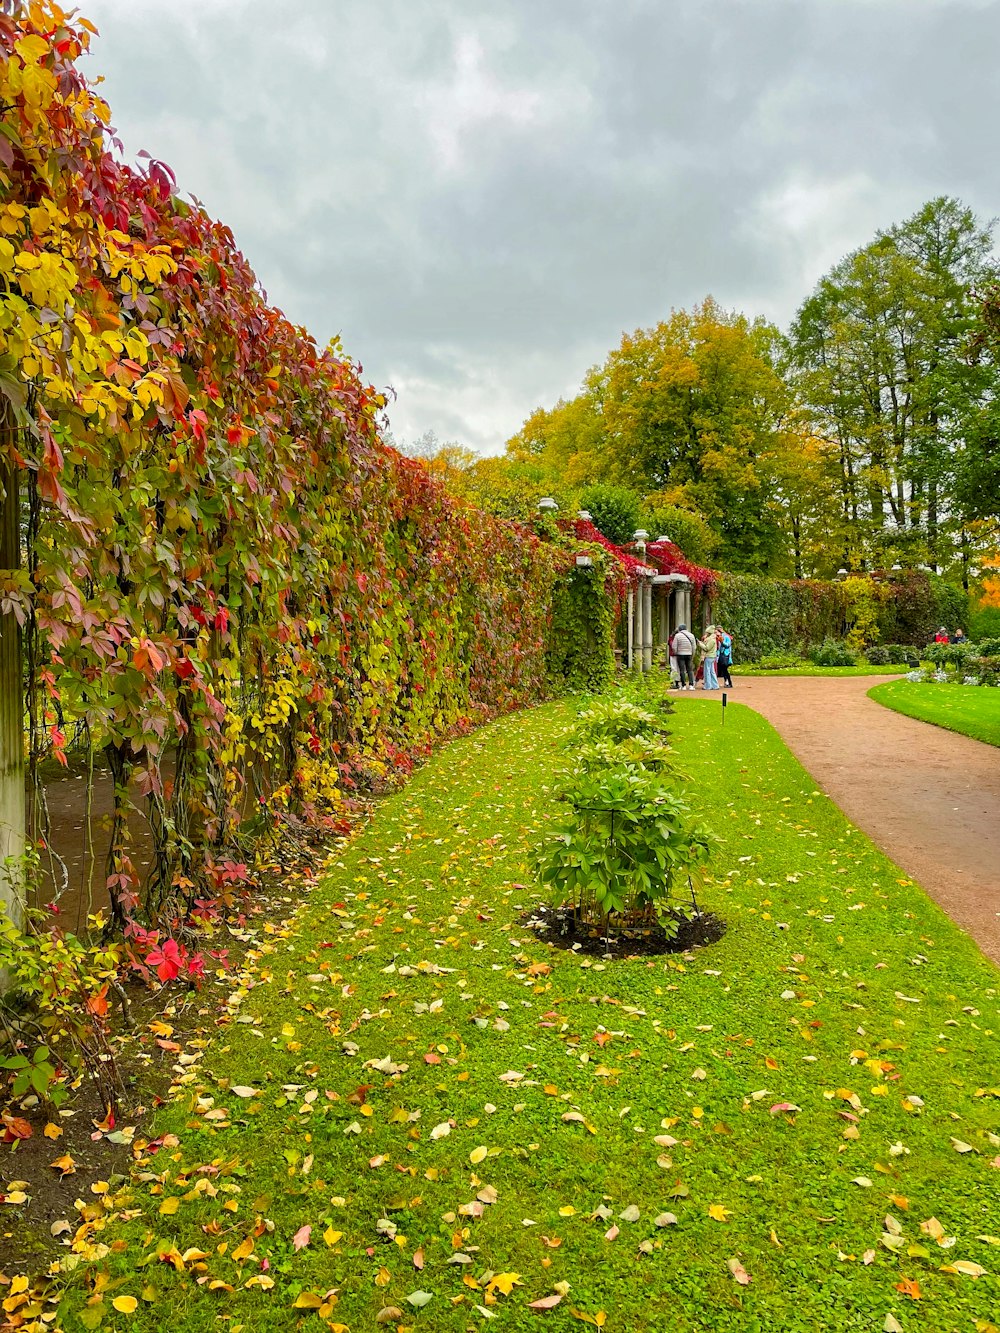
[[716, 627, 734, 688]]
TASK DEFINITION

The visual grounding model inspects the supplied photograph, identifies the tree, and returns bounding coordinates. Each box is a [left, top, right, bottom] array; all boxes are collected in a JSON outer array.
[[790, 197, 998, 570], [638, 501, 718, 565], [506, 299, 802, 572], [578, 484, 642, 545]]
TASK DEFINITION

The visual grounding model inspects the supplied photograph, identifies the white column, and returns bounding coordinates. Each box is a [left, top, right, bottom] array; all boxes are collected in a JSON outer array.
[[626, 586, 634, 669]]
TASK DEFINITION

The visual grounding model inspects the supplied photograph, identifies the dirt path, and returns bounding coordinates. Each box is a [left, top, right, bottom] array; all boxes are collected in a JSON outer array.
[[719, 675, 1000, 963]]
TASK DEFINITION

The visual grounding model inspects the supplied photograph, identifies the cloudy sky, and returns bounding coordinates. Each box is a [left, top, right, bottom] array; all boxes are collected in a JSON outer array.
[[83, 0, 1000, 455]]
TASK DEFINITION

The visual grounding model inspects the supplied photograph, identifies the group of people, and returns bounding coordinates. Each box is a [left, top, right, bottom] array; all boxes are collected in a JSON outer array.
[[668, 623, 734, 691], [933, 627, 967, 644]]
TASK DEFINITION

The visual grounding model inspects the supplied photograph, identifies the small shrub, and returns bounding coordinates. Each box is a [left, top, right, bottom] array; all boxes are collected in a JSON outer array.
[[977, 637, 1000, 658], [574, 735, 676, 776], [756, 652, 806, 671], [925, 641, 977, 668], [809, 639, 857, 667], [571, 696, 671, 747], [865, 646, 891, 666], [534, 762, 715, 933]]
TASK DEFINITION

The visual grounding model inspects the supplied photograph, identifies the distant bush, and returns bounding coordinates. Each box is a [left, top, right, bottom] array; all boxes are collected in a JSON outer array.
[[882, 643, 921, 665], [968, 656, 1000, 688], [865, 646, 891, 666], [756, 653, 806, 670], [925, 641, 977, 668], [977, 637, 1000, 658], [809, 639, 857, 667]]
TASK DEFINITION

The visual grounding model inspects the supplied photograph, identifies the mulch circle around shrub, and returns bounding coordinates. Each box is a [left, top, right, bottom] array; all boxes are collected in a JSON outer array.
[[522, 903, 726, 959]]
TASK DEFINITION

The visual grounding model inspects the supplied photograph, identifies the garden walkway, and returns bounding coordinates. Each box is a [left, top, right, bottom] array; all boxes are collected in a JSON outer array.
[[725, 675, 1000, 963]]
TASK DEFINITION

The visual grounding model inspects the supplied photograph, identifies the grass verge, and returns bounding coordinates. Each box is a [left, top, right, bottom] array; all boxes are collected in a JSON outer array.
[[869, 680, 1000, 748], [738, 666, 906, 678], [51, 698, 1000, 1332]]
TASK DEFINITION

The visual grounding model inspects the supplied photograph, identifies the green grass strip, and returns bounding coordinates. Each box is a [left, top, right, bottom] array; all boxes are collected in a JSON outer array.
[[869, 680, 1000, 748], [58, 700, 1000, 1331], [738, 665, 905, 678]]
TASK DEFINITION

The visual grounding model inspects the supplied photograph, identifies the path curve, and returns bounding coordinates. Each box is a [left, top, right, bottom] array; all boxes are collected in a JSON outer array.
[[717, 675, 1000, 963]]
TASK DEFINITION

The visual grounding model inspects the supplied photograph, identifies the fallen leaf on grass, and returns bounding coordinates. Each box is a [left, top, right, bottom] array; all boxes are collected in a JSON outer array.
[[470, 1146, 488, 1164], [485, 1273, 521, 1297], [231, 1236, 255, 1263], [895, 1277, 922, 1300], [292, 1224, 311, 1251], [111, 1296, 138, 1314], [231, 1086, 260, 1098], [727, 1258, 751, 1286], [708, 1204, 731, 1222], [376, 1308, 403, 1324], [529, 1294, 563, 1310], [407, 1290, 434, 1308], [570, 1309, 607, 1327]]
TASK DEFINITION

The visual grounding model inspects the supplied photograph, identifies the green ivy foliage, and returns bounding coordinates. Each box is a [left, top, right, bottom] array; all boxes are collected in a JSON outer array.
[[546, 558, 617, 693], [714, 570, 968, 661]]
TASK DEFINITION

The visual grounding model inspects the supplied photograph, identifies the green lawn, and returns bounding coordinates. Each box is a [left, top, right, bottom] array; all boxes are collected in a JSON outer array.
[[739, 665, 906, 678], [55, 698, 1000, 1331], [869, 679, 1000, 748]]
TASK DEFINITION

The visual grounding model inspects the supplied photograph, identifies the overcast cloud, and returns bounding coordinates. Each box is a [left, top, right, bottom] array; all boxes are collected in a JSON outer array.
[[83, 0, 1000, 454]]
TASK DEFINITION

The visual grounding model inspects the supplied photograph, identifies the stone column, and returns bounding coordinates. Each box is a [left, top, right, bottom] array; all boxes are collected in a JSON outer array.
[[626, 586, 634, 669], [658, 585, 668, 666]]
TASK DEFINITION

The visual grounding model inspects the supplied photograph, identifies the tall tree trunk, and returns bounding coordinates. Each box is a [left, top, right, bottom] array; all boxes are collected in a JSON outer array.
[[0, 403, 25, 929]]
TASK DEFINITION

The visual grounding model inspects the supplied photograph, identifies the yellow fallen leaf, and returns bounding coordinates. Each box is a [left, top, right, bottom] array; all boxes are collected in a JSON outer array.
[[486, 1272, 521, 1297], [111, 1296, 138, 1314], [470, 1146, 488, 1165], [159, 1197, 179, 1216], [709, 1204, 731, 1222], [231, 1236, 255, 1263], [43, 1123, 63, 1140], [559, 1205, 576, 1217], [324, 1226, 344, 1247]]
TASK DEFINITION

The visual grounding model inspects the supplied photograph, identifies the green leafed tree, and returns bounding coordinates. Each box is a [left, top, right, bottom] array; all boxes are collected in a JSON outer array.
[[790, 196, 999, 570]]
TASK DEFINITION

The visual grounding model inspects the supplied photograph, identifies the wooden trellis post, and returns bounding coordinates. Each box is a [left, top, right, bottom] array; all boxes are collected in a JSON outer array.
[[0, 401, 25, 928]]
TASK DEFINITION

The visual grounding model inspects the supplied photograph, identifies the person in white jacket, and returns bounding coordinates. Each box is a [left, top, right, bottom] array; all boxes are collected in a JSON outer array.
[[671, 624, 697, 690]]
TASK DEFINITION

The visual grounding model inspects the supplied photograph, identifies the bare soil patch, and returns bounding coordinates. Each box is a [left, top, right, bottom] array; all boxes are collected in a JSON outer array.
[[522, 903, 726, 958]]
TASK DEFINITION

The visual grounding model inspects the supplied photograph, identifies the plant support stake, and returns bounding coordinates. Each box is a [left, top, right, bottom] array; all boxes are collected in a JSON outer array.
[[721, 691, 727, 726]]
